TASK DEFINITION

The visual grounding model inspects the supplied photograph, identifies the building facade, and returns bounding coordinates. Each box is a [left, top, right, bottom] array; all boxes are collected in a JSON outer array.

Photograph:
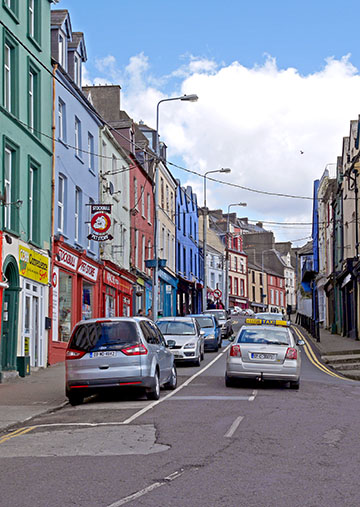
[[1, 0, 54, 379]]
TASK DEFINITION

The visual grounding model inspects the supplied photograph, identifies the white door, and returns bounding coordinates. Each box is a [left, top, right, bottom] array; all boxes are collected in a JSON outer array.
[[22, 283, 44, 367]]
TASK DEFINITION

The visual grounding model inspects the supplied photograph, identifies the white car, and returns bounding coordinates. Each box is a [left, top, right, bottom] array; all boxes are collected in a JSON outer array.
[[156, 317, 205, 366], [225, 319, 304, 389]]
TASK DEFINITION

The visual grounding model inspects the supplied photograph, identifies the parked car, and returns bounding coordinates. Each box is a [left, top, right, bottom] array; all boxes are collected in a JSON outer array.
[[65, 317, 177, 405], [156, 317, 205, 366], [231, 306, 241, 315], [225, 318, 304, 389], [203, 309, 233, 339], [188, 314, 221, 351], [243, 308, 255, 316]]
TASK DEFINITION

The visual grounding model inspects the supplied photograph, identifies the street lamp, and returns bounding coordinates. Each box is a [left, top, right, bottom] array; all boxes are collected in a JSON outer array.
[[225, 202, 247, 311], [152, 94, 198, 319], [202, 168, 231, 312]]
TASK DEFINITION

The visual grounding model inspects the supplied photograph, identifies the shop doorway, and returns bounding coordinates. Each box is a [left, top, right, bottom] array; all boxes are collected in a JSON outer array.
[[22, 282, 44, 367], [1, 256, 20, 372]]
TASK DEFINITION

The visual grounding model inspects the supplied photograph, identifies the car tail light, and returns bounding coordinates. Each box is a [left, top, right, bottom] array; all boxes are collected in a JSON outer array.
[[230, 344, 242, 357], [121, 343, 148, 356], [66, 349, 86, 360], [285, 347, 298, 360]]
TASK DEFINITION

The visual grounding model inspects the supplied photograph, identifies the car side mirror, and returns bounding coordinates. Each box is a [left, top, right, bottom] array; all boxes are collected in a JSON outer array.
[[297, 339, 305, 346], [167, 339, 176, 349], [200, 330, 205, 336], [228, 335, 235, 342]]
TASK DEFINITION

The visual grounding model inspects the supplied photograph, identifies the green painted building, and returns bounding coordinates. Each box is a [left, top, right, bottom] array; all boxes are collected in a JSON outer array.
[[0, 0, 55, 380]]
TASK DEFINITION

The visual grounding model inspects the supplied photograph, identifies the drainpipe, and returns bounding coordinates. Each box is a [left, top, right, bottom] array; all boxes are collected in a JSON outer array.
[[48, 63, 58, 365]]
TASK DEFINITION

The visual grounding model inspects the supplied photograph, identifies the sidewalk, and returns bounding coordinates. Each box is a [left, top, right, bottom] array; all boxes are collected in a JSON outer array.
[[0, 362, 67, 432], [295, 318, 360, 380]]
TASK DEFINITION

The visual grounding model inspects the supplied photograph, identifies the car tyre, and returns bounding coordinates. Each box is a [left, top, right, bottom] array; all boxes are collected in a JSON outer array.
[[146, 371, 160, 400], [289, 379, 300, 390], [201, 349, 205, 361], [214, 344, 219, 352], [225, 374, 236, 388], [68, 392, 84, 406], [194, 354, 201, 367], [164, 365, 177, 390]]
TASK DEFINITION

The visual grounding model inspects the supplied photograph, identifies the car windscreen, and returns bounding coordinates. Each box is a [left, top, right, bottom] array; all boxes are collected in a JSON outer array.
[[195, 317, 214, 328], [255, 313, 283, 321], [207, 310, 226, 320], [237, 328, 290, 345], [69, 321, 139, 352], [157, 321, 196, 335]]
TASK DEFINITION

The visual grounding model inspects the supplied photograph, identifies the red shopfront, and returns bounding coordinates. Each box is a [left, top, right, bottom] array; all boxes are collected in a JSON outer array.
[[102, 262, 135, 318], [49, 243, 101, 365]]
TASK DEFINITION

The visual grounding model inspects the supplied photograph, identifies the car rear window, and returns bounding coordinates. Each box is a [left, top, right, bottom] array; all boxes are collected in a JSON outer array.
[[157, 321, 195, 335], [207, 310, 226, 319], [237, 328, 290, 345], [69, 321, 139, 352], [255, 313, 283, 321], [195, 317, 214, 328]]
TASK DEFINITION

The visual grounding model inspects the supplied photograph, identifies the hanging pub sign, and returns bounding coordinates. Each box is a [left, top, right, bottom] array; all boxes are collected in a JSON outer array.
[[87, 204, 113, 241]]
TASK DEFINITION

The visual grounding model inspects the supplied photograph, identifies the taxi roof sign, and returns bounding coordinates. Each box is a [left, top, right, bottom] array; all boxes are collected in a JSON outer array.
[[245, 318, 289, 327]]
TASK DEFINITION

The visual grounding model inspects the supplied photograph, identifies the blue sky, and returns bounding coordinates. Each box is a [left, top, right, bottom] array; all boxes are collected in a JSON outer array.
[[54, 0, 360, 244]]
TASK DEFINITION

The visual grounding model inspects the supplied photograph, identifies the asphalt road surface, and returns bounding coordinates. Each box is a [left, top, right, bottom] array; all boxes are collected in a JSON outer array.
[[1, 318, 360, 507]]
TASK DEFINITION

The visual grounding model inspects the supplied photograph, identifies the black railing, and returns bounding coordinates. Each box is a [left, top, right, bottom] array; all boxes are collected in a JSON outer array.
[[296, 313, 320, 342]]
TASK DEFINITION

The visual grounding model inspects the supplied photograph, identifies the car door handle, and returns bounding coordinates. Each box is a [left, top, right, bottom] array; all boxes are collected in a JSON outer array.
[[99, 365, 109, 370]]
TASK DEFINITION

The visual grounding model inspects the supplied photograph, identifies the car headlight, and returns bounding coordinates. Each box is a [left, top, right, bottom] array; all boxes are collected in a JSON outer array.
[[184, 342, 196, 349], [205, 334, 215, 340]]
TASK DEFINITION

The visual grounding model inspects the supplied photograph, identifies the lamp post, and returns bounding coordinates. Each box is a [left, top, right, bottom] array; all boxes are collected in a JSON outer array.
[[152, 94, 198, 320], [202, 168, 231, 312], [225, 202, 247, 311]]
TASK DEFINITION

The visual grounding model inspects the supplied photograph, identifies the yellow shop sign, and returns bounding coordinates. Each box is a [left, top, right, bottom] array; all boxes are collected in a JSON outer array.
[[19, 246, 49, 285]]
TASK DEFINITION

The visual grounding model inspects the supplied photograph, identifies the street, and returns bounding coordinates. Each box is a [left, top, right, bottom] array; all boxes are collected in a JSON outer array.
[[1, 319, 360, 507]]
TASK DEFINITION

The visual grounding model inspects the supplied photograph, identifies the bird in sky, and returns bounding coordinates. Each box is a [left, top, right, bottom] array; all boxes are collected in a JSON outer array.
[[300, 150, 304, 154]]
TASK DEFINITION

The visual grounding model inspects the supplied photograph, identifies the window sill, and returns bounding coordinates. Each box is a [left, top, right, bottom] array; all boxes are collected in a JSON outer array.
[[88, 167, 96, 176], [58, 138, 69, 149], [75, 154, 84, 164], [28, 239, 41, 249], [27, 34, 42, 53], [3, 4, 19, 23]]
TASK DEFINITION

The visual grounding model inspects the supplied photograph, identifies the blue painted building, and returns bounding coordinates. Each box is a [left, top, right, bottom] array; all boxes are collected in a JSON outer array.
[[175, 183, 203, 314], [50, 10, 103, 363]]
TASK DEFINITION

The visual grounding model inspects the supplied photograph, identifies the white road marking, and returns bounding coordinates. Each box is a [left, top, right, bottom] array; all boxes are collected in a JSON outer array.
[[224, 416, 244, 438], [248, 389, 258, 401], [107, 469, 184, 507], [107, 482, 163, 506], [121, 344, 231, 425], [168, 396, 251, 401]]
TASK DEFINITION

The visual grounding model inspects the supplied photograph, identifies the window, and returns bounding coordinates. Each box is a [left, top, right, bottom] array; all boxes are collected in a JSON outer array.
[[240, 279, 244, 296], [276, 290, 279, 306], [28, 0, 34, 37], [210, 272, 215, 288], [4, 40, 17, 114], [135, 230, 139, 267], [280, 292, 284, 307], [4, 147, 12, 230], [235, 257, 238, 272], [190, 216, 192, 237], [183, 247, 186, 274], [134, 177, 138, 209], [235, 278, 238, 295], [161, 178, 164, 209], [252, 271, 255, 284], [74, 53, 81, 87], [87, 198, 94, 251], [194, 223, 197, 242], [28, 64, 39, 135], [112, 154, 117, 173], [147, 193, 151, 223], [142, 235, 145, 272], [166, 185, 169, 212], [4, 0, 18, 18], [170, 193, 173, 218], [4, 141, 19, 232], [75, 117, 81, 158], [28, 160, 39, 243], [183, 211, 186, 235], [88, 133, 94, 171], [141, 186, 145, 217], [279, 279, 283, 288], [177, 204, 180, 229], [58, 33, 65, 68], [74, 187, 81, 242], [270, 289, 274, 304], [58, 99, 65, 141], [58, 271, 73, 342], [57, 175, 65, 232], [229, 276, 233, 295]]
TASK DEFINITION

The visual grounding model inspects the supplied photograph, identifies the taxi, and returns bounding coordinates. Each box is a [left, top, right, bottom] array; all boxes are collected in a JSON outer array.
[[225, 318, 304, 389]]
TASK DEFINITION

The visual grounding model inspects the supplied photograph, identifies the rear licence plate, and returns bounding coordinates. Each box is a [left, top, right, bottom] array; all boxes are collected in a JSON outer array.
[[90, 351, 117, 358], [251, 353, 276, 360]]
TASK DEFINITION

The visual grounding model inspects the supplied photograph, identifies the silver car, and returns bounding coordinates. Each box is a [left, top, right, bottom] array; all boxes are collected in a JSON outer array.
[[65, 317, 177, 405], [156, 317, 205, 366], [225, 320, 304, 389]]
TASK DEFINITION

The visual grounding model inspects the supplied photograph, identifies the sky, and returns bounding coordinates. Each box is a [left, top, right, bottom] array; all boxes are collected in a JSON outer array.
[[55, 0, 360, 246]]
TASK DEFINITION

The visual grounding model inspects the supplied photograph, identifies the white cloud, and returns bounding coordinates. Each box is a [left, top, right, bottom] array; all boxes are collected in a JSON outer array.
[[86, 53, 360, 244]]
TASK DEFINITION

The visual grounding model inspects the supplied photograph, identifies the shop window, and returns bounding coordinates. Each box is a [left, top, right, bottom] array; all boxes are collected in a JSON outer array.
[[59, 271, 73, 342], [82, 281, 93, 320], [105, 287, 116, 317]]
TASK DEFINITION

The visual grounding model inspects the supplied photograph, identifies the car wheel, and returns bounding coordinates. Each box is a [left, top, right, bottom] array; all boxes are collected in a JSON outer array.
[[214, 344, 219, 352], [68, 392, 84, 406], [146, 371, 160, 400], [201, 348, 205, 361], [218, 338, 222, 349], [164, 365, 177, 390], [225, 374, 236, 388], [289, 379, 300, 390], [194, 354, 201, 367]]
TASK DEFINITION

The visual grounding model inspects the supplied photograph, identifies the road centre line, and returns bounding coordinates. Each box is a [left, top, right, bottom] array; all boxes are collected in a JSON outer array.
[[107, 469, 184, 507], [249, 389, 257, 401], [121, 344, 231, 425], [224, 416, 244, 438]]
